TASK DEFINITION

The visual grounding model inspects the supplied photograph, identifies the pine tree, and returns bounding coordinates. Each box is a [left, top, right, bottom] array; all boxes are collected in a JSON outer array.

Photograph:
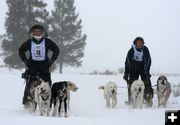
[[1, 0, 49, 69], [50, 0, 87, 73]]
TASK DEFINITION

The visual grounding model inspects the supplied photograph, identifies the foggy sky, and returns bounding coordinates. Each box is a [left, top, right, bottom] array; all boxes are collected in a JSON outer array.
[[1, 0, 180, 74]]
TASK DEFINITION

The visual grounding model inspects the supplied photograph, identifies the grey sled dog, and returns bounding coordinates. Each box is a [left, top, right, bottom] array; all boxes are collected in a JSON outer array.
[[157, 75, 171, 108], [35, 79, 51, 116]]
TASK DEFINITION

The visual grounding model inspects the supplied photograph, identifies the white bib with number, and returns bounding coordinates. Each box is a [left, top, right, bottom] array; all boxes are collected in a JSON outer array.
[[132, 44, 143, 61], [31, 39, 45, 61]]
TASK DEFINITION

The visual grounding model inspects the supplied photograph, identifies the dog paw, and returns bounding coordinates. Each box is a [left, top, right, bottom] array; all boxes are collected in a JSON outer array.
[[65, 113, 68, 118], [46, 112, 49, 116], [49, 108, 52, 111], [58, 113, 62, 117], [52, 112, 56, 117]]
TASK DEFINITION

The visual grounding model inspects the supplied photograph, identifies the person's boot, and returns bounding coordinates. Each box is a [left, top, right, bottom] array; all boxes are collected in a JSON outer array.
[[22, 79, 31, 107]]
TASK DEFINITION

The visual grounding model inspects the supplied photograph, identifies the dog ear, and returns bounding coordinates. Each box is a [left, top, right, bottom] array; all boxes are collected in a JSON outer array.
[[157, 76, 161, 84], [164, 76, 168, 81], [99, 86, 104, 90], [36, 79, 42, 85], [67, 81, 73, 87]]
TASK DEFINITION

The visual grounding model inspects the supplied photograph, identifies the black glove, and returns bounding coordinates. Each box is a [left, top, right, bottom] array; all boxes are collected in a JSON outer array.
[[145, 71, 151, 77], [46, 60, 53, 67], [123, 74, 129, 81], [24, 60, 31, 67]]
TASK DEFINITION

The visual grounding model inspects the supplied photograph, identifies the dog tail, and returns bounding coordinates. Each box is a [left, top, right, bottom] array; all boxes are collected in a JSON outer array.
[[99, 86, 104, 90]]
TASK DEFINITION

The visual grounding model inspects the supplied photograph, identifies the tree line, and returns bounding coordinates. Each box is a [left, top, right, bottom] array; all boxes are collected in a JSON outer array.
[[0, 0, 87, 74]]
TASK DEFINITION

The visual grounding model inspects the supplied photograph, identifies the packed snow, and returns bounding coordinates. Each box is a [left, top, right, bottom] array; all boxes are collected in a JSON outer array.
[[0, 68, 179, 125]]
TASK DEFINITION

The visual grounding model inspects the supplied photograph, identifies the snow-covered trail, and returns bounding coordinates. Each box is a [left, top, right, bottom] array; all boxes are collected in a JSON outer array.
[[0, 70, 179, 125]]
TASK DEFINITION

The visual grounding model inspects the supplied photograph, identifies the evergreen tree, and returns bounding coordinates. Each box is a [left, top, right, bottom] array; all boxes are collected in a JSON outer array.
[[50, 0, 87, 73], [1, 0, 49, 68]]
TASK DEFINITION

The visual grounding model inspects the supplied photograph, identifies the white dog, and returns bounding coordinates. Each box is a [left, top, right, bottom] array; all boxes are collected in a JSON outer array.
[[35, 80, 51, 116], [131, 80, 145, 108], [99, 81, 118, 108]]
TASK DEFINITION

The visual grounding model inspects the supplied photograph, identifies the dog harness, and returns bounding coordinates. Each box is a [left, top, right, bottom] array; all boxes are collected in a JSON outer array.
[[41, 92, 50, 101], [31, 39, 45, 61], [132, 44, 143, 61], [157, 82, 170, 96]]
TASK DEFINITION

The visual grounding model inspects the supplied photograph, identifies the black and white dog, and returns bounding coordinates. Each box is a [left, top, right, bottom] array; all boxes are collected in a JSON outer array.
[[50, 81, 68, 117], [24, 76, 41, 113]]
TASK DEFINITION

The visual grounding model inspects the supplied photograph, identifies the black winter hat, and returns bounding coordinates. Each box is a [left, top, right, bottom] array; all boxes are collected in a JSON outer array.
[[133, 37, 144, 45]]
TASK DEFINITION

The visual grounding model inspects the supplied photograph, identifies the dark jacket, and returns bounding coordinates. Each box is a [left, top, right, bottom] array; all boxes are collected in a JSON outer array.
[[19, 37, 59, 66], [124, 45, 151, 76]]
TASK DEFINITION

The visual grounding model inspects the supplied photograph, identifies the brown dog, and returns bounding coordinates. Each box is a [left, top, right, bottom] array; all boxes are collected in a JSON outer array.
[[66, 81, 78, 110]]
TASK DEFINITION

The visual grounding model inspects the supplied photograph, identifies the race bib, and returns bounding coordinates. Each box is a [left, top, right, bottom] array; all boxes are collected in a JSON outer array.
[[132, 45, 143, 61], [31, 39, 45, 61]]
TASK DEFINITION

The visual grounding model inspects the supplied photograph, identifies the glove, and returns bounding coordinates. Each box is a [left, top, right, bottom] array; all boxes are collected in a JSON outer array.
[[145, 71, 151, 77], [46, 60, 53, 67], [123, 74, 129, 81], [24, 60, 31, 67]]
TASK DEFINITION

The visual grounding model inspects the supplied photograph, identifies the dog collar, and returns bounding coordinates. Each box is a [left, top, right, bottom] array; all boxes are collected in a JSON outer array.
[[158, 86, 167, 96], [41, 94, 50, 101]]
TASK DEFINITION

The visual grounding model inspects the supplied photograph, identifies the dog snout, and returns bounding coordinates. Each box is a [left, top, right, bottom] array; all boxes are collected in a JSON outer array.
[[74, 87, 78, 91], [161, 79, 167, 85], [41, 88, 46, 93], [162, 80, 166, 85], [138, 87, 142, 93], [63, 88, 67, 93], [112, 89, 116, 94]]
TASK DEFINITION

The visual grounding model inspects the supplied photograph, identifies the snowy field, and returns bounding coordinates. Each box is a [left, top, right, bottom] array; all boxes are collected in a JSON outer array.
[[0, 68, 180, 125]]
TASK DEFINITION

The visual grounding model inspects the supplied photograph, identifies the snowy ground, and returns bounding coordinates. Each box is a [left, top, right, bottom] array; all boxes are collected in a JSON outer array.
[[0, 68, 180, 125]]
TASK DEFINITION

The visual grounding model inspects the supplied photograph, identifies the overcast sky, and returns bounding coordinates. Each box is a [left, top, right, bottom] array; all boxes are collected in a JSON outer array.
[[1, 0, 180, 74]]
